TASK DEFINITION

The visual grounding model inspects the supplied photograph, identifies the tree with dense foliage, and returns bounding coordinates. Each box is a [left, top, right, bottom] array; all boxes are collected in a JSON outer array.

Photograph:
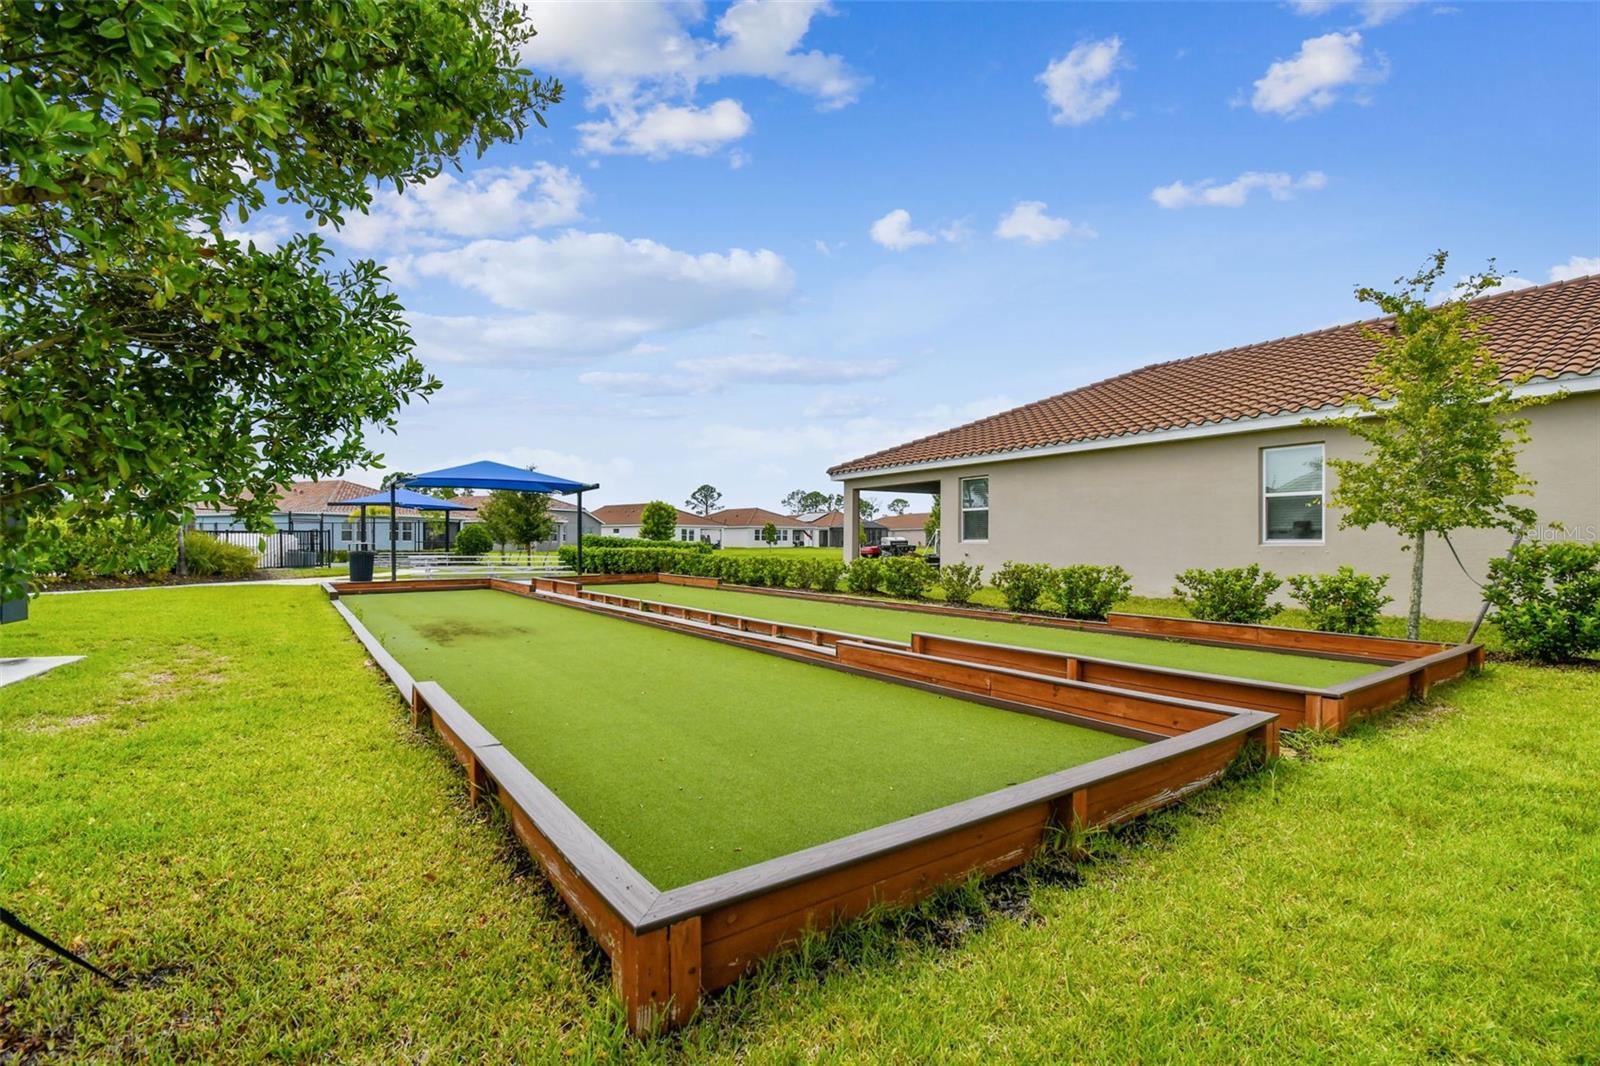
[[761, 522, 779, 545], [685, 484, 723, 517], [1327, 253, 1544, 638], [0, 0, 561, 599], [453, 523, 493, 556], [478, 490, 554, 560], [639, 500, 677, 541], [780, 489, 807, 515], [857, 497, 879, 520], [887, 498, 910, 516]]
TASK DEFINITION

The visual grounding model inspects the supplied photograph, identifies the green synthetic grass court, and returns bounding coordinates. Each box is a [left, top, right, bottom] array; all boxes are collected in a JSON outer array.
[[343, 589, 1139, 888], [608, 582, 1378, 687]]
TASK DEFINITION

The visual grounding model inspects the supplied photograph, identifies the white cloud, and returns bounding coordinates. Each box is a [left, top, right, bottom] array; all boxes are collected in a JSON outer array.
[[692, 396, 1018, 467], [1251, 32, 1383, 117], [578, 99, 752, 157], [804, 392, 883, 418], [581, 353, 899, 397], [1038, 37, 1126, 126], [870, 209, 937, 251], [994, 201, 1094, 244], [1290, 1, 1422, 27], [1549, 255, 1600, 282], [1151, 170, 1327, 209], [337, 165, 586, 252], [222, 215, 293, 251], [402, 231, 793, 366], [521, 1, 864, 159]]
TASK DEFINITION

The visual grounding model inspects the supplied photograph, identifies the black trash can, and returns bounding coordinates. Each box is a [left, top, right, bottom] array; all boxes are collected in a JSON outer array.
[[348, 550, 375, 582]]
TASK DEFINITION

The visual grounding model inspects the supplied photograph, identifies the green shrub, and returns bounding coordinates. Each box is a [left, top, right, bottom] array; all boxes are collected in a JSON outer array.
[[1483, 541, 1600, 662], [846, 557, 885, 594], [1286, 567, 1392, 635], [454, 524, 493, 555], [991, 561, 1052, 612], [936, 561, 984, 605], [556, 545, 700, 574], [1173, 565, 1282, 624], [882, 556, 936, 599], [184, 531, 258, 578], [582, 534, 712, 552], [807, 558, 846, 592], [35, 517, 178, 581], [1053, 564, 1133, 621]]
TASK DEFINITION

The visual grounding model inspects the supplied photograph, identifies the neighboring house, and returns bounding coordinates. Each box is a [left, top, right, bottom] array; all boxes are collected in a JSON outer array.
[[807, 510, 887, 549], [453, 494, 600, 551], [878, 512, 932, 548], [712, 507, 820, 548], [827, 276, 1600, 620], [592, 504, 722, 545]]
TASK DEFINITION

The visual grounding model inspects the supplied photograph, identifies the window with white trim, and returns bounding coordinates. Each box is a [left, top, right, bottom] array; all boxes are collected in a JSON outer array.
[[959, 477, 989, 542], [1262, 444, 1325, 543]]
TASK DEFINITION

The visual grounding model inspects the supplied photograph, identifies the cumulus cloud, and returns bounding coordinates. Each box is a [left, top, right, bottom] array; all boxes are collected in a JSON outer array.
[[402, 231, 793, 366], [1251, 32, 1383, 117], [522, 1, 864, 159], [578, 98, 752, 157], [1549, 255, 1600, 282], [1151, 170, 1327, 209], [869, 209, 938, 251], [581, 352, 899, 397], [336, 165, 586, 252], [994, 201, 1094, 243], [1038, 37, 1126, 126], [1290, 1, 1422, 27]]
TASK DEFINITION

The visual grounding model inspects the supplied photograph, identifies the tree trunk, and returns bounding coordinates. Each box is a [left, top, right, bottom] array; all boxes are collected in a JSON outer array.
[[1408, 531, 1426, 641]]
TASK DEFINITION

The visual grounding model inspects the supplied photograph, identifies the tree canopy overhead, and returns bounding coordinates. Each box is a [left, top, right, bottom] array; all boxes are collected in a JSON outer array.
[[1, 0, 562, 598]]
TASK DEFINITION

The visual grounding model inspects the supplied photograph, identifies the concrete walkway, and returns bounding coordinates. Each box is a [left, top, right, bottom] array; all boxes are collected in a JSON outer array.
[[40, 575, 339, 595], [0, 656, 84, 688]]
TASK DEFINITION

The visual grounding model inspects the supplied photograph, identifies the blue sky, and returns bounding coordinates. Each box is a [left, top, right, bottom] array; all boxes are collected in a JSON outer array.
[[284, 0, 1599, 511]]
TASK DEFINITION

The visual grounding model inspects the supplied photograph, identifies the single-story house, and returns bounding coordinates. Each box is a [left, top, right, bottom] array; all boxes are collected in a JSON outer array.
[[450, 494, 599, 551], [807, 510, 888, 549], [592, 504, 724, 545], [712, 507, 820, 548], [193, 479, 597, 553], [827, 276, 1600, 620], [877, 512, 932, 548]]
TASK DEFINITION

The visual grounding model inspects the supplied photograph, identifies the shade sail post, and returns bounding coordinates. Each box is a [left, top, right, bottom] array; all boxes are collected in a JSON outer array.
[[389, 483, 397, 582], [576, 490, 584, 578]]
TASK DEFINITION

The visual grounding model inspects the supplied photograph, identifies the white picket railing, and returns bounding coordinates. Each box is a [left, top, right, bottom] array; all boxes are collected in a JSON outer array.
[[396, 553, 568, 579]]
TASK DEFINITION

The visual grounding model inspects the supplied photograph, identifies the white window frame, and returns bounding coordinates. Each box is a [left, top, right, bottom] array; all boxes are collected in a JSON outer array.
[[959, 476, 989, 544], [1261, 443, 1326, 546]]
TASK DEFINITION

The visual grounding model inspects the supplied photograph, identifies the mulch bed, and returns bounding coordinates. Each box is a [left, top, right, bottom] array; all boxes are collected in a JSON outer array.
[[38, 573, 286, 592]]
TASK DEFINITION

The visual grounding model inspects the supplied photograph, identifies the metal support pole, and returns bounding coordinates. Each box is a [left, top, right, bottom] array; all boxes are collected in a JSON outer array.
[[445, 508, 453, 552], [389, 483, 397, 582], [575, 490, 583, 578], [359, 505, 367, 547]]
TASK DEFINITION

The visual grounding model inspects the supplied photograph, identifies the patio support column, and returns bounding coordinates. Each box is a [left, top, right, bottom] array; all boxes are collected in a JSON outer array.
[[389, 483, 397, 582], [843, 485, 861, 561]]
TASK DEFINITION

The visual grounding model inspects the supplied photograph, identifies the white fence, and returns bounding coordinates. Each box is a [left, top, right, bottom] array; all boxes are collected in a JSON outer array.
[[394, 553, 568, 579]]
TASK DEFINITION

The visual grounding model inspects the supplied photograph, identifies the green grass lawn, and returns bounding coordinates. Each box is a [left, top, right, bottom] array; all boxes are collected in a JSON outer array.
[[3, 584, 1594, 1061], [611, 582, 1376, 687], [342, 589, 1137, 887]]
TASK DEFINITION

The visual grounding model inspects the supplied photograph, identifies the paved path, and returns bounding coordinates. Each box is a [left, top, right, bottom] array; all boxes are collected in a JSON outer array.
[[0, 656, 84, 688], [39, 575, 339, 595]]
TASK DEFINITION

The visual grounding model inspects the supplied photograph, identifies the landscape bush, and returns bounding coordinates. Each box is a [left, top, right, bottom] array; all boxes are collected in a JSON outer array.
[[991, 561, 1053, 612], [582, 534, 712, 552], [1286, 567, 1392, 634], [1173, 565, 1282, 624], [35, 518, 178, 581], [184, 531, 258, 578], [881, 556, 936, 599], [935, 561, 984, 605], [557, 545, 703, 574], [453, 524, 493, 555], [1053, 563, 1133, 620], [804, 558, 847, 592], [1483, 541, 1600, 662], [846, 557, 885, 594]]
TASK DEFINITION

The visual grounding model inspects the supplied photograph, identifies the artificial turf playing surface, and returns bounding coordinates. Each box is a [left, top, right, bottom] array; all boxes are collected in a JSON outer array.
[[608, 583, 1379, 687], [343, 589, 1141, 889]]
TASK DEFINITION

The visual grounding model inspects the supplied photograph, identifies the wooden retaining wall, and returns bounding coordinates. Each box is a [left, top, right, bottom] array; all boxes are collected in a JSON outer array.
[[328, 581, 1278, 1034]]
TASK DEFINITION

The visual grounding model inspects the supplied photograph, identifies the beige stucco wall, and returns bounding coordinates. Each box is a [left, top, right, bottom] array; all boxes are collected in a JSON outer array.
[[842, 392, 1599, 620]]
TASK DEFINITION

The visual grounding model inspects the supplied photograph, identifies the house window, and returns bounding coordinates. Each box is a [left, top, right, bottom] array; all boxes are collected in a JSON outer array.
[[340, 526, 352, 542], [959, 477, 989, 542], [1263, 444, 1325, 543]]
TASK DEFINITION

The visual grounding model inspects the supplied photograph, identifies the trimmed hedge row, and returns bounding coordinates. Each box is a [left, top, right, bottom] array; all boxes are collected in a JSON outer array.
[[581, 534, 713, 552]]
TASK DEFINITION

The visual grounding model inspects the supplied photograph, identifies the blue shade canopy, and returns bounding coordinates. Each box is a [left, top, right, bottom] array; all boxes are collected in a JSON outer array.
[[331, 488, 473, 512], [404, 460, 597, 495]]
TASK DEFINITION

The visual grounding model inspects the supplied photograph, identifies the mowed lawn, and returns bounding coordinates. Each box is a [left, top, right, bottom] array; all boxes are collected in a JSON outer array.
[[0, 585, 1594, 1061], [609, 581, 1376, 687], [342, 589, 1138, 887]]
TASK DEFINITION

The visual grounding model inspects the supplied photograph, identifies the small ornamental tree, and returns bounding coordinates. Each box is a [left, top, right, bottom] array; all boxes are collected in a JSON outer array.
[[478, 489, 553, 560], [761, 522, 779, 545], [639, 500, 677, 541], [685, 484, 723, 517], [0, 0, 561, 600], [1326, 253, 1545, 639]]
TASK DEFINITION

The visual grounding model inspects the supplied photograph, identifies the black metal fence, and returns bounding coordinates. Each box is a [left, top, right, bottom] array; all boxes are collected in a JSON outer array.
[[207, 529, 331, 569]]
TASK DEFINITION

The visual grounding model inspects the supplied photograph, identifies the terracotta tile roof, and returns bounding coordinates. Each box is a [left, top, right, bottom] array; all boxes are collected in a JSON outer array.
[[829, 274, 1600, 477], [806, 509, 887, 529], [712, 507, 814, 528], [592, 504, 713, 526], [878, 512, 931, 531]]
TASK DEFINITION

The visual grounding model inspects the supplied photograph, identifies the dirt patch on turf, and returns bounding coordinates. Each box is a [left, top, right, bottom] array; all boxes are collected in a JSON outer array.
[[415, 620, 533, 645], [18, 713, 108, 734]]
